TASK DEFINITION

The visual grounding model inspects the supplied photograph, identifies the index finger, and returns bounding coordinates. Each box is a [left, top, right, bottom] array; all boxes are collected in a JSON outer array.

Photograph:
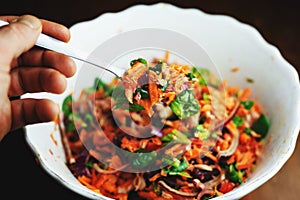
[[0, 16, 70, 42]]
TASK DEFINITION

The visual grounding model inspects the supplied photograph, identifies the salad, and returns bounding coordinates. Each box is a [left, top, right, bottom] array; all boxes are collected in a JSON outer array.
[[59, 56, 270, 200]]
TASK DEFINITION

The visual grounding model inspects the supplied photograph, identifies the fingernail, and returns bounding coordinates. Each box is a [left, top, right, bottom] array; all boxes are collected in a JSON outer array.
[[12, 15, 42, 30]]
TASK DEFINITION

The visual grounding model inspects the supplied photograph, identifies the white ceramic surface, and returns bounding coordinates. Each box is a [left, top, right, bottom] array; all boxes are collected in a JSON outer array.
[[24, 3, 300, 200]]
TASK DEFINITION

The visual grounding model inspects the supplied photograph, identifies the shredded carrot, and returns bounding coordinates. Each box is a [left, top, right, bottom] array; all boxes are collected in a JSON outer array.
[[239, 88, 251, 101], [231, 66, 239, 72], [121, 137, 140, 152], [227, 86, 240, 96], [78, 175, 100, 193], [149, 173, 161, 182], [163, 91, 176, 105], [50, 133, 58, 146]]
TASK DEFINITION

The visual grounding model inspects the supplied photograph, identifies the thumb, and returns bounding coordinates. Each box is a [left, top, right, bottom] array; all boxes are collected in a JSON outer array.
[[0, 15, 42, 70]]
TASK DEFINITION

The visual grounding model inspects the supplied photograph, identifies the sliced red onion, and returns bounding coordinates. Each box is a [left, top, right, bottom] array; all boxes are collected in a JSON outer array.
[[203, 173, 223, 188], [133, 175, 147, 191], [218, 129, 240, 158], [196, 188, 215, 200], [93, 163, 129, 174], [158, 180, 198, 199]]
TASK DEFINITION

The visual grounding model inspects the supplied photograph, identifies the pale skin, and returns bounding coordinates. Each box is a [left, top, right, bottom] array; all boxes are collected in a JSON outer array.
[[0, 15, 76, 141]]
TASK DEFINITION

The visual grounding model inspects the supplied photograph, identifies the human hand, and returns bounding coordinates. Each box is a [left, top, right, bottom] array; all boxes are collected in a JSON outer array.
[[0, 15, 76, 141]]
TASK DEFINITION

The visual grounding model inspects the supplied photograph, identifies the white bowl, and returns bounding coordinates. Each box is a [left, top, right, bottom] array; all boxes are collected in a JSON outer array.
[[24, 3, 300, 200]]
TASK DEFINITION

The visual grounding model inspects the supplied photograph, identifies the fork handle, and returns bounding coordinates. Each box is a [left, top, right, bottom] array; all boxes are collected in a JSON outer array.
[[0, 19, 89, 60]]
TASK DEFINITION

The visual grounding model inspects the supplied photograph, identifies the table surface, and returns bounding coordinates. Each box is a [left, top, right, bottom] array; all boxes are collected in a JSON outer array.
[[0, 1, 299, 199]]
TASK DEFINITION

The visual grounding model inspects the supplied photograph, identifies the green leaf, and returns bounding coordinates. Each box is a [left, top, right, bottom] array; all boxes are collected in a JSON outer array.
[[130, 58, 147, 66], [161, 133, 175, 143], [86, 160, 94, 168], [191, 67, 220, 87], [186, 72, 196, 80], [241, 100, 254, 110], [170, 90, 200, 119], [233, 116, 244, 127], [243, 127, 252, 135], [162, 155, 181, 167], [149, 61, 163, 75], [62, 95, 72, 115], [112, 85, 128, 109], [172, 157, 188, 172], [161, 129, 190, 145], [129, 104, 145, 112], [195, 124, 210, 140], [131, 151, 157, 169], [202, 92, 210, 101], [202, 194, 218, 200], [225, 164, 242, 184], [169, 171, 192, 178], [251, 114, 270, 139], [164, 157, 190, 178], [93, 77, 115, 96], [65, 119, 75, 132], [94, 77, 106, 90], [134, 88, 149, 99], [135, 148, 149, 153], [85, 113, 94, 123], [62, 95, 76, 132]]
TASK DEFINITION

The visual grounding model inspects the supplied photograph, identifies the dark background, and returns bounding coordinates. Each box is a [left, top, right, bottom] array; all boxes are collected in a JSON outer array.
[[0, 0, 299, 199]]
